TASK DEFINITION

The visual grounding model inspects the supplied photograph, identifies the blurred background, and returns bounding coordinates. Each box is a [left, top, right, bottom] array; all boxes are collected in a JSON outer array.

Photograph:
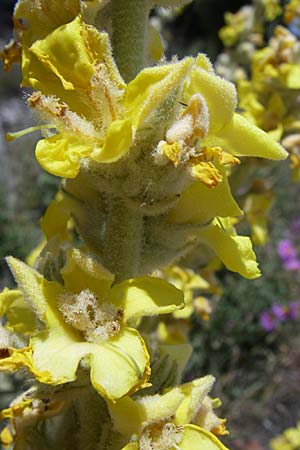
[[1, 1, 300, 449]]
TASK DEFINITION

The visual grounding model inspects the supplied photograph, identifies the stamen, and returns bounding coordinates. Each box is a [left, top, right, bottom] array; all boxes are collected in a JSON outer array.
[[58, 290, 123, 343], [6, 124, 56, 142], [139, 423, 184, 450]]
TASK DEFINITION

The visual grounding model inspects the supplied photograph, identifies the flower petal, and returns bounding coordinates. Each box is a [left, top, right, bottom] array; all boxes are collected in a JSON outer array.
[[184, 62, 237, 133], [121, 445, 138, 450], [40, 192, 73, 240], [92, 118, 133, 163], [109, 388, 185, 435], [168, 176, 242, 225], [89, 328, 150, 400], [28, 16, 109, 90], [198, 224, 261, 279], [61, 248, 114, 299], [206, 113, 287, 160], [109, 276, 184, 323], [126, 58, 193, 130], [108, 396, 142, 436], [137, 388, 185, 427], [32, 326, 150, 400], [180, 425, 229, 450], [35, 134, 93, 178], [175, 376, 215, 425], [22, 16, 125, 121], [0, 288, 36, 335], [15, 0, 80, 45]]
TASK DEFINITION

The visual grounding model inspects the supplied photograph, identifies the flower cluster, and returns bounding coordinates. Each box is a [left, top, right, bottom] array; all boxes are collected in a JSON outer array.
[[0, 0, 287, 449], [216, 0, 300, 247], [218, 0, 300, 193]]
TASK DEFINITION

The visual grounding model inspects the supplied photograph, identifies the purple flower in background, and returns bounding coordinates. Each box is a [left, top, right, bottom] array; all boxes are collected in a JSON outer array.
[[271, 304, 287, 321], [289, 301, 300, 320], [277, 239, 300, 271], [260, 301, 300, 332], [284, 258, 300, 271], [260, 311, 277, 332], [278, 239, 297, 261]]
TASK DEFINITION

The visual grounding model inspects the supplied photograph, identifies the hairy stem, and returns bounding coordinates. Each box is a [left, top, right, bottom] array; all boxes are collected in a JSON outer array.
[[111, 0, 149, 82], [103, 197, 143, 282]]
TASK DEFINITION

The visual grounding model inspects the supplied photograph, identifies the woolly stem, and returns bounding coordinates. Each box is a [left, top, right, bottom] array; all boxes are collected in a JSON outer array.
[[103, 197, 143, 282], [111, 0, 149, 82]]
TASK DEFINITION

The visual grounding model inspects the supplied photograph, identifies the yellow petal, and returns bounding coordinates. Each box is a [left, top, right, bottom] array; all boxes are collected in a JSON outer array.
[[61, 248, 114, 298], [137, 388, 185, 427], [184, 63, 237, 132], [0, 288, 36, 335], [284, 64, 300, 89], [108, 396, 142, 436], [0, 346, 52, 384], [92, 118, 133, 163], [121, 445, 138, 450], [22, 16, 125, 121], [206, 113, 287, 160], [180, 425, 229, 450], [26, 239, 46, 267], [109, 387, 185, 435], [198, 224, 261, 279], [126, 58, 193, 129], [159, 343, 193, 376], [35, 134, 93, 178], [175, 376, 215, 425], [148, 24, 164, 61], [168, 177, 242, 225], [14, 0, 80, 45], [32, 326, 150, 400], [0, 399, 32, 420], [40, 193, 73, 240], [0, 426, 14, 447], [28, 16, 98, 90], [244, 192, 274, 245], [109, 276, 184, 323], [157, 321, 189, 345], [90, 327, 151, 399]]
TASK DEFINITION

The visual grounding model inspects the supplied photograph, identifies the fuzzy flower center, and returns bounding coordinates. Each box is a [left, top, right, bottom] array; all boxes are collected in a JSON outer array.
[[139, 422, 184, 450], [58, 289, 123, 343]]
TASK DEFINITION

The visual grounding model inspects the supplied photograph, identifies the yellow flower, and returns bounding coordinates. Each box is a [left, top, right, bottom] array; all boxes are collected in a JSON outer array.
[[263, 0, 282, 22], [282, 133, 300, 182], [108, 376, 228, 450], [238, 81, 286, 140], [157, 265, 214, 320], [0, 288, 36, 335], [0, 383, 82, 448], [252, 26, 300, 89], [270, 422, 300, 450], [15, 15, 286, 180], [243, 181, 274, 245], [219, 7, 255, 47], [1, 249, 184, 401], [284, 0, 300, 24]]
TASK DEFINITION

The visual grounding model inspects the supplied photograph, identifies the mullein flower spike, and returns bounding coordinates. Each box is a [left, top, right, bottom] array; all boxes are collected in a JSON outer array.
[[0, 1, 289, 448]]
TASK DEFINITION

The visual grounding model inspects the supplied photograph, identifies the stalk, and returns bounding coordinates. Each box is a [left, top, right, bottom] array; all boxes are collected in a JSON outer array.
[[103, 197, 143, 282], [111, 0, 149, 82]]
